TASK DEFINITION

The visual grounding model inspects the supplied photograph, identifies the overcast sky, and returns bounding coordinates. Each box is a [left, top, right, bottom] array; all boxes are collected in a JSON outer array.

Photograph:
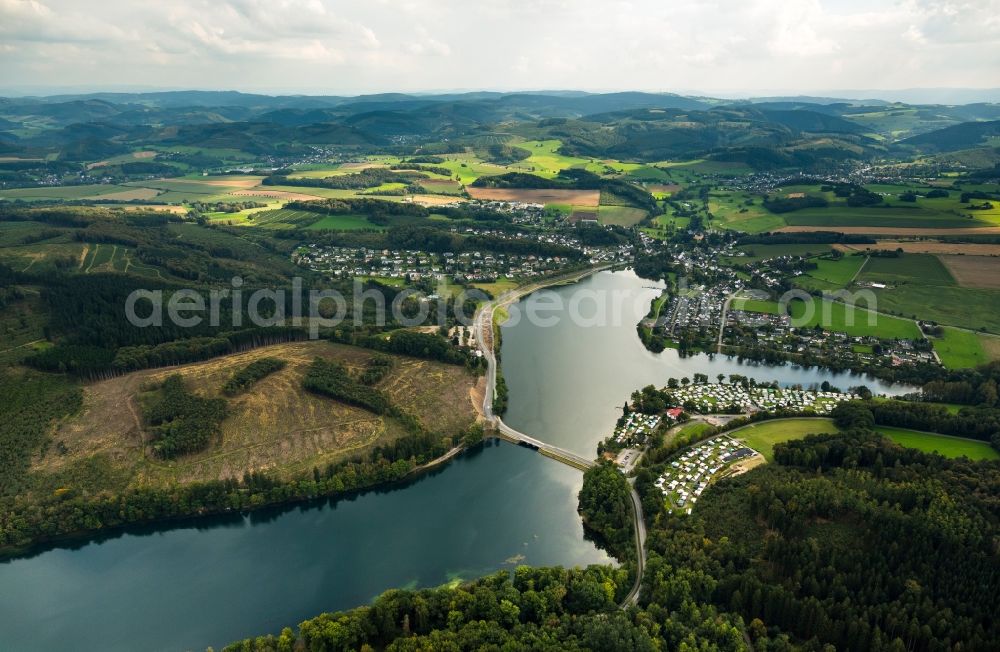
[[1, 0, 998, 96]]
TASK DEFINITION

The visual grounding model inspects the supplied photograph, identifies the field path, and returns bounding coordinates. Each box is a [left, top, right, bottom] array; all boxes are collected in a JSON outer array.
[[0, 338, 43, 355], [84, 243, 100, 273], [78, 244, 90, 270], [848, 255, 869, 284]]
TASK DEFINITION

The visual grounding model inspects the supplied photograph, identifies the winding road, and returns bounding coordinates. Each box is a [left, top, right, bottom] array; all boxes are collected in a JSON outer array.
[[471, 265, 647, 609]]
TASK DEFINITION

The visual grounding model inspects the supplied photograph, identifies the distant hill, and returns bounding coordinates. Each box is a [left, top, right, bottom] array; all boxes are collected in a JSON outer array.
[[758, 109, 866, 134], [900, 120, 1000, 152]]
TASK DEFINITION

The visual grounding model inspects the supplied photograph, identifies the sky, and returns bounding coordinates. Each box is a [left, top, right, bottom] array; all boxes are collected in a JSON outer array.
[[1, 0, 999, 96]]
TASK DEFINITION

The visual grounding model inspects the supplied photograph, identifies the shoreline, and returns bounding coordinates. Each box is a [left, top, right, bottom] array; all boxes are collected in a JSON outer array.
[[0, 437, 486, 563], [0, 266, 617, 563]]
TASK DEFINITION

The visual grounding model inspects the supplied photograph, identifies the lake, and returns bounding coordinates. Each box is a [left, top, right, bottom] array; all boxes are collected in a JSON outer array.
[[500, 269, 911, 457], [0, 441, 610, 651], [0, 268, 911, 651]]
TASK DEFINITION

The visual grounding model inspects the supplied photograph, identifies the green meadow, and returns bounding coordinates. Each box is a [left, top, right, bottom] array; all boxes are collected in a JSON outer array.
[[0, 184, 137, 201], [598, 205, 647, 226], [733, 418, 840, 461], [930, 327, 988, 369], [729, 298, 782, 314], [857, 255, 1000, 333], [732, 418, 998, 461], [875, 427, 999, 460], [787, 297, 921, 338], [857, 254, 956, 285], [730, 243, 833, 262], [304, 214, 382, 231]]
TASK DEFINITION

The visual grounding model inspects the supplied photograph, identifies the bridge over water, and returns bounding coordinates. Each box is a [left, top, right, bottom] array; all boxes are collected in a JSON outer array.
[[471, 272, 647, 607]]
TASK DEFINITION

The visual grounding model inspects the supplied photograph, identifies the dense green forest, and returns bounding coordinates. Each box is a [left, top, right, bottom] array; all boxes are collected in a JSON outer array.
[[833, 400, 1000, 448], [302, 357, 395, 416], [223, 429, 1000, 651], [577, 462, 636, 561], [141, 375, 228, 458], [222, 357, 287, 396]]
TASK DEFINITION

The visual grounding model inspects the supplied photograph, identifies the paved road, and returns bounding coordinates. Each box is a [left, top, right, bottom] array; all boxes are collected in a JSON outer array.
[[621, 482, 647, 607], [717, 293, 736, 353], [472, 285, 596, 470], [471, 266, 647, 608]]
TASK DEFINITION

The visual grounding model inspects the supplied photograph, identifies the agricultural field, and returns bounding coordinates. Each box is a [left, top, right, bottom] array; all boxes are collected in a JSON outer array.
[[465, 187, 600, 206], [37, 341, 481, 490], [0, 184, 142, 201], [422, 154, 517, 186], [304, 214, 383, 231], [729, 297, 782, 314], [777, 225, 1000, 236], [731, 418, 840, 461], [255, 185, 369, 200], [851, 253, 1000, 333], [858, 241, 1000, 256], [230, 188, 320, 201], [786, 297, 921, 338], [981, 335, 1000, 362], [938, 254, 1000, 289], [870, 283, 1000, 333], [856, 253, 956, 286], [782, 206, 989, 230], [754, 181, 1000, 232], [656, 159, 753, 179], [416, 178, 465, 195], [597, 205, 647, 226], [247, 208, 328, 229], [802, 256, 867, 288], [729, 243, 833, 263], [410, 194, 463, 207], [874, 427, 999, 460], [709, 191, 786, 233], [87, 187, 163, 201], [510, 140, 642, 178], [930, 327, 988, 369]]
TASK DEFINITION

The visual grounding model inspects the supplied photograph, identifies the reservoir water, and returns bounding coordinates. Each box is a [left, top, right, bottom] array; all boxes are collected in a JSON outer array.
[[500, 269, 910, 457], [0, 268, 911, 651], [0, 442, 611, 651]]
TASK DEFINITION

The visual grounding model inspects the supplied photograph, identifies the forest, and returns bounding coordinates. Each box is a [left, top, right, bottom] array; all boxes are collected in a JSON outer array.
[[141, 375, 228, 458], [302, 357, 394, 416], [577, 462, 636, 562], [222, 357, 287, 396], [833, 400, 1000, 450], [221, 429, 1000, 651]]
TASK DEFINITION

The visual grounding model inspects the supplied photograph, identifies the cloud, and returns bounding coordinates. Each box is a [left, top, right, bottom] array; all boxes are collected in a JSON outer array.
[[0, 0, 996, 93], [404, 27, 451, 57]]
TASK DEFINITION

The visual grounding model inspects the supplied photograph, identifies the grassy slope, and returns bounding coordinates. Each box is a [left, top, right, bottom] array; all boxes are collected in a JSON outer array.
[[732, 418, 997, 461], [787, 297, 921, 338], [875, 426, 999, 460], [857, 254, 1000, 333], [931, 327, 988, 369], [733, 418, 840, 461], [36, 341, 478, 493]]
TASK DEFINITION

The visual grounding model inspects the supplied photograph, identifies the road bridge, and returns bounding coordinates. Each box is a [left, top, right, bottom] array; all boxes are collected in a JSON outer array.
[[471, 269, 646, 609]]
